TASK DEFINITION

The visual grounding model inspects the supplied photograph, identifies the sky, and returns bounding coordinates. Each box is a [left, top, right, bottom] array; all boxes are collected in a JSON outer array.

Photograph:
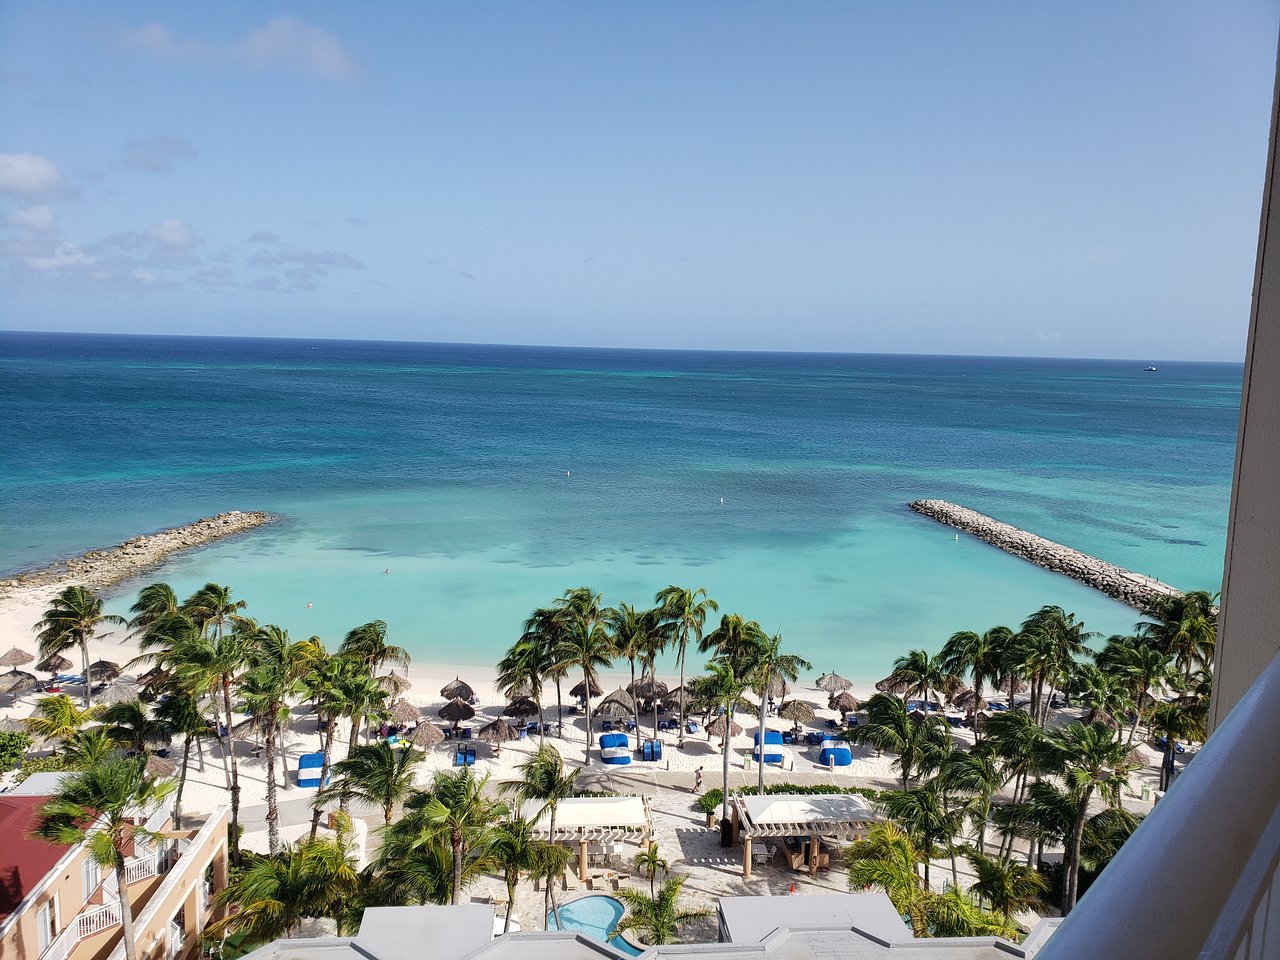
[[0, 2, 1276, 360]]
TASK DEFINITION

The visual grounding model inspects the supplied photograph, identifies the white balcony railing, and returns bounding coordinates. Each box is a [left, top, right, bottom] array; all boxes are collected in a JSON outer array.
[[1038, 651, 1280, 960]]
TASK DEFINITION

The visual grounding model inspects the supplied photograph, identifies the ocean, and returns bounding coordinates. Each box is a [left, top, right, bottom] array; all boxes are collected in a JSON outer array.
[[0, 331, 1242, 681]]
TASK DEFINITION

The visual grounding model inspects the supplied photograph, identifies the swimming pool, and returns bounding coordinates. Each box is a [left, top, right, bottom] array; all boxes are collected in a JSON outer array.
[[548, 895, 644, 956]]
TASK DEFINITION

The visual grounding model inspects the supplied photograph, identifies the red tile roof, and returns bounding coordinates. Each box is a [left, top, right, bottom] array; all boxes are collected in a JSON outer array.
[[0, 795, 69, 925]]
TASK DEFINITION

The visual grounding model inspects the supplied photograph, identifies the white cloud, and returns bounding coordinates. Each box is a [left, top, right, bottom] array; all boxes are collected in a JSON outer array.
[[0, 153, 65, 196], [7, 205, 54, 231], [23, 241, 95, 272], [119, 17, 358, 82], [146, 218, 198, 248], [122, 136, 197, 174]]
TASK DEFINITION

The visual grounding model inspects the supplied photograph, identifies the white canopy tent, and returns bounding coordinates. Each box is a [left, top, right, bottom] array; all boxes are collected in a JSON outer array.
[[731, 792, 879, 878], [521, 795, 653, 880]]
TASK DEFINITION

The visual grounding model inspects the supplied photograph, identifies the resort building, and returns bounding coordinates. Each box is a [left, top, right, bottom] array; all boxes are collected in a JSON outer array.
[[0, 786, 229, 960]]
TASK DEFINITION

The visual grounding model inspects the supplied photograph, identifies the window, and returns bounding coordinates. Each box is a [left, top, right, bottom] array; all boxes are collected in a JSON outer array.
[[36, 898, 55, 955], [81, 857, 100, 901]]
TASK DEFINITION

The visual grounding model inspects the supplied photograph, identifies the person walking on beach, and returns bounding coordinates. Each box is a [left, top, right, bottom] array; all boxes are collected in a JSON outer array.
[[694, 766, 704, 792]]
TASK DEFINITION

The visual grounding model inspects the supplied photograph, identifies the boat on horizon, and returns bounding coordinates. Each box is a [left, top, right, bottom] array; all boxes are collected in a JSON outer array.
[[1145, 365, 1158, 372]]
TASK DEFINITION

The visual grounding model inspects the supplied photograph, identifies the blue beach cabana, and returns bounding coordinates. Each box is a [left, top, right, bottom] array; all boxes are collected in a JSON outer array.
[[752, 729, 786, 764]]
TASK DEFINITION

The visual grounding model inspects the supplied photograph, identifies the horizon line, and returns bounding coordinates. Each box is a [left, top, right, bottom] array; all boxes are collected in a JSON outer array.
[[0, 327, 1245, 367]]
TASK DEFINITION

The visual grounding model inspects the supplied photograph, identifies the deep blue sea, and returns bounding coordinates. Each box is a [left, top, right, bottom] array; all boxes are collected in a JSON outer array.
[[0, 332, 1243, 680]]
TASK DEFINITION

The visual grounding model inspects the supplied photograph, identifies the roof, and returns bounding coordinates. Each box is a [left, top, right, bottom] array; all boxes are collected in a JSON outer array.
[[734, 793, 878, 839], [718, 893, 910, 945], [0, 794, 68, 925], [522, 796, 651, 840], [5, 772, 73, 796], [468, 931, 632, 960], [361, 905, 495, 960]]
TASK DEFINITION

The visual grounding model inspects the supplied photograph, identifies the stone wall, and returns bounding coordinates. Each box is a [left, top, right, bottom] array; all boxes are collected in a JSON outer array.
[[0, 510, 277, 594], [908, 499, 1182, 611]]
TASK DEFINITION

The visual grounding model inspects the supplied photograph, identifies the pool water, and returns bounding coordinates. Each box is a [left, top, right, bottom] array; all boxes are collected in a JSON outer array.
[[548, 895, 644, 956]]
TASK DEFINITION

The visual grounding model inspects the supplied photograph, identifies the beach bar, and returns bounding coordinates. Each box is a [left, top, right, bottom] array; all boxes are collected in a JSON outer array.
[[730, 792, 878, 879], [522, 795, 653, 881]]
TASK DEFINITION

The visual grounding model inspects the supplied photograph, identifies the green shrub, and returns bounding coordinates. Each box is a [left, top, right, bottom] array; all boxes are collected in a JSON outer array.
[[17, 754, 70, 782], [0, 730, 31, 772], [697, 789, 724, 814]]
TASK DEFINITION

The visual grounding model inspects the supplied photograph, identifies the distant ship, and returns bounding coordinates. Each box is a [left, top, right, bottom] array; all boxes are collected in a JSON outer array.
[[1144, 365, 1158, 372]]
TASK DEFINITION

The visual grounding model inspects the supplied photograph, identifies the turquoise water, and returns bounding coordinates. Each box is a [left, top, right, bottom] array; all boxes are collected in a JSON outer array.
[[0, 332, 1241, 681], [548, 895, 642, 955]]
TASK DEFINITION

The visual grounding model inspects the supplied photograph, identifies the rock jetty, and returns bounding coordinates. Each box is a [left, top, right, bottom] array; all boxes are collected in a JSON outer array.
[[909, 499, 1182, 611], [0, 511, 278, 595]]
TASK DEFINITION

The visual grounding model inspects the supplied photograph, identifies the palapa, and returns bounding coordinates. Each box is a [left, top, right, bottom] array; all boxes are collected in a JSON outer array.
[[596, 688, 636, 716], [761, 674, 788, 700], [97, 681, 142, 706], [816, 672, 852, 694], [477, 718, 518, 754], [662, 685, 695, 710], [570, 677, 603, 699], [36, 654, 73, 675], [87, 660, 123, 682], [137, 665, 168, 688], [0, 647, 33, 669], [875, 676, 910, 696], [1084, 706, 1117, 728], [503, 696, 540, 719], [437, 697, 476, 729], [777, 698, 815, 727], [993, 675, 1029, 696], [0, 717, 27, 733], [389, 698, 420, 726], [378, 673, 411, 698], [0, 671, 37, 696], [627, 676, 669, 701], [829, 691, 860, 716], [705, 713, 742, 741], [954, 689, 988, 712], [440, 677, 475, 701], [145, 754, 178, 778], [411, 722, 445, 748]]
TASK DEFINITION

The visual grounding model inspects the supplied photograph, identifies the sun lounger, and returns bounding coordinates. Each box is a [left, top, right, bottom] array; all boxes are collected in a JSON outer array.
[[685, 720, 699, 734], [599, 732, 632, 765]]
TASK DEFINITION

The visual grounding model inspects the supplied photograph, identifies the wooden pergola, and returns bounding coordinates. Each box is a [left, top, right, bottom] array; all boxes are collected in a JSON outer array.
[[522, 794, 653, 880], [731, 792, 878, 879]]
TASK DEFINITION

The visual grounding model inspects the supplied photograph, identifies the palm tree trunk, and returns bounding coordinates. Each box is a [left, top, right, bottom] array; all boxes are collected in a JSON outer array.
[[115, 856, 139, 960], [222, 676, 242, 866], [80, 640, 93, 710], [555, 676, 563, 728], [1064, 787, 1092, 914], [504, 875, 517, 933], [265, 714, 280, 855], [756, 670, 770, 795], [280, 725, 292, 790], [720, 705, 732, 829], [583, 666, 593, 765], [676, 641, 687, 747], [340, 716, 360, 814], [309, 717, 335, 840], [630, 658, 639, 734], [451, 833, 463, 904], [174, 733, 192, 830], [549, 806, 562, 928]]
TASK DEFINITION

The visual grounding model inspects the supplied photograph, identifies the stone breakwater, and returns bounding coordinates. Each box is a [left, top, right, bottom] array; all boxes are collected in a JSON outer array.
[[0, 511, 278, 595], [909, 499, 1183, 611]]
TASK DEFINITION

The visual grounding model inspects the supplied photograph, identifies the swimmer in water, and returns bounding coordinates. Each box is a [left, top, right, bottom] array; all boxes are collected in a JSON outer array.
[[384, 568, 390, 574], [306, 601, 313, 609]]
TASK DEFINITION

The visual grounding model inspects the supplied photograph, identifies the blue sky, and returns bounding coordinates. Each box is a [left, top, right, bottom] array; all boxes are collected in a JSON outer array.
[[0, 2, 1275, 359]]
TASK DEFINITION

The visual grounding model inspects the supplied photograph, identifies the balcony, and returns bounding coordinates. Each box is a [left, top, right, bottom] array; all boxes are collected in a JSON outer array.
[[1037, 651, 1280, 960]]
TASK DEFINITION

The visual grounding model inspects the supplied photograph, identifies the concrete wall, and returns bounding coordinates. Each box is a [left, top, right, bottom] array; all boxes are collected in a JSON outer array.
[[1212, 38, 1280, 731]]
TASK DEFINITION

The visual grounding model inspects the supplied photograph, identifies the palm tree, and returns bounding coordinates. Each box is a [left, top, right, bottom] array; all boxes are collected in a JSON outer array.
[[1034, 721, 1135, 913], [935, 748, 1004, 857], [521, 606, 573, 726], [99, 697, 171, 754], [966, 848, 1048, 920], [887, 648, 959, 712], [34, 586, 126, 709], [700, 612, 767, 666], [655, 586, 718, 746], [846, 821, 929, 936], [634, 841, 669, 899], [612, 875, 710, 946], [152, 688, 213, 829], [491, 817, 551, 934], [335, 667, 390, 792], [605, 603, 651, 734], [530, 841, 574, 929], [925, 886, 1018, 939], [62, 725, 120, 767], [1017, 606, 1096, 724], [338, 620, 406, 753], [497, 637, 549, 743], [210, 822, 361, 943], [1149, 698, 1206, 791], [848, 693, 950, 789], [23, 693, 98, 749], [940, 626, 1013, 734], [554, 587, 613, 759], [413, 767, 508, 904], [367, 825, 456, 908], [302, 646, 355, 840], [1137, 590, 1217, 686], [748, 632, 811, 794], [1095, 635, 1178, 746], [879, 785, 963, 889], [35, 755, 176, 960], [126, 582, 179, 638], [504, 744, 578, 923], [1067, 662, 1134, 730], [319, 741, 423, 825], [697, 657, 751, 829]]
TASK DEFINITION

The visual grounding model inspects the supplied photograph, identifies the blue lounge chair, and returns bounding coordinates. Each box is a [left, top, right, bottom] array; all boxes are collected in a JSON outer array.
[[806, 731, 823, 746], [599, 732, 631, 765], [297, 752, 331, 787], [625, 719, 637, 732], [601, 719, 614, 732], [752, 730, 785, 764], [685, 720, 700, 734], [781, 730, 795, 744], [818, 738, 853, 766]]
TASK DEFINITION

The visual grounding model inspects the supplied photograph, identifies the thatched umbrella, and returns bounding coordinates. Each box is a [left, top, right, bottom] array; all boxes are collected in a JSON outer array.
[[145, 754, 177, 778], [477, 718, 518, 755], [87, 660, 122, 683], [908, 708, 931, 723], [570, 677, 603, 700], [503, 696, 540, 720], [437, 697, 476, 732], [0, 717, 26, 733], [596, 688, 635, 719], [0, 647, 33, 669], [627, 676, 669, 702], [829, 691, 860, 717], [1084, 706, 1118, 728], [389, 699, 420, 726], [0, 671, 37, 696], [954, 689, 988, 713], [875, 676, 910, 696], [662, 685, 695, 710], [411, 722, 445, 749], [97, 681, 142, 706], [705, 713, 742, 743], [993, 675, 1029, 696], [378, 673, 411, 698], [441, 677, 475, 701], [36, 654, 73, 676], [137, 665, 168, 687], [816, 672, 852, 694], [777, 698, 815, 735], [761, 674, 789, 701]]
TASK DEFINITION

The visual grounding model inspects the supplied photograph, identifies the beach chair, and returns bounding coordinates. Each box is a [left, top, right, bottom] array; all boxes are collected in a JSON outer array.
[[467, 746, 477, 764], [685, 720, 699, 734], [781, 729, 795, 744], [454, 747, 467, 766], [806, 731, 823, 745], [625, 719, 637, 732], [601, 719, 614, 732]]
